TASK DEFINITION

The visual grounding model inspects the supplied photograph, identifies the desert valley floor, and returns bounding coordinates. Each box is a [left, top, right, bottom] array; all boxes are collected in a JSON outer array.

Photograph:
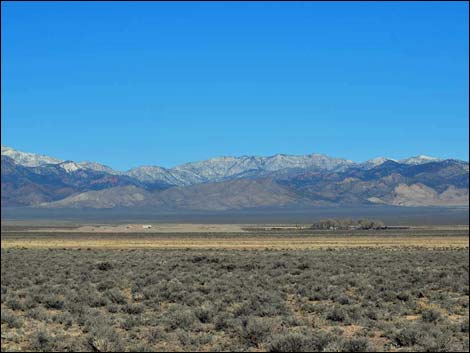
[[1, 222, 469, 352]]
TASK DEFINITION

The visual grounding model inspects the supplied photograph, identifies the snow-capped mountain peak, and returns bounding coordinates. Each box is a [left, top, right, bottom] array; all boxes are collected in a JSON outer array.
[[399, 155, 441, 165], [360, 155, 441, 169], [59, 161, 82, 173], [361, 157, 396, 169], [0, 146, 123, 174], [77, 161, 120, 175], [0, 146, 451, 186], [1, 145, 63, 167]]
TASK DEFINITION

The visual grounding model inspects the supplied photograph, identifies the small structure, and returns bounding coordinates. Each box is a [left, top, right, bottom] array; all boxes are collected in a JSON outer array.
[[142, 225, 152, 229]]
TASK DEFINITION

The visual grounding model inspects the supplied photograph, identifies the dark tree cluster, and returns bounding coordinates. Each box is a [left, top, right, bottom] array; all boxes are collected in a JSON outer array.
[[310, 218, 385, 230]]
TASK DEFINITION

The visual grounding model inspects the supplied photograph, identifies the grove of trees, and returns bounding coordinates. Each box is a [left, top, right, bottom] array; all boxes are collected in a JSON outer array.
[[310, 218, 385, 230]]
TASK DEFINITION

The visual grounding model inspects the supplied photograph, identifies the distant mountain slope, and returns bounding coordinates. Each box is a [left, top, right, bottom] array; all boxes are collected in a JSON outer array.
[[281, 160, 469, 207], [2, 146, 468, 209], [126, 166, 188, 186], [38, 160, 468, 210], [41, 185, 152, 209], [3, 146, 354, 187], [1, 155, 66, 206], [41, 178, 312, 211], [1, 155, 145, 206], [388, 184, 468, 206], [153, 178, 311, 210], [125, 154, 354, 186]]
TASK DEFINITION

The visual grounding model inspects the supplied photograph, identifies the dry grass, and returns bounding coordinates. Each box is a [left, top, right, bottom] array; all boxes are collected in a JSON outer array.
[[1, 234, 468, 250]]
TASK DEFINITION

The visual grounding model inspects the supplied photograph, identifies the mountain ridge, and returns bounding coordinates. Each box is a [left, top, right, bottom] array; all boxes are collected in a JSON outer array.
[[1, 145, 454, 180], [2, 146, 468, 210]]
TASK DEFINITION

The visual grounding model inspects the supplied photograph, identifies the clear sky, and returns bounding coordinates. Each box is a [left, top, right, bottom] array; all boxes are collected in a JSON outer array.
[[1, 1, 468, 170]]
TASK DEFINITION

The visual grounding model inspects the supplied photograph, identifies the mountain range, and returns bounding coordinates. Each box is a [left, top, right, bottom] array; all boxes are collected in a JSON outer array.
[[1, 145, 468, 210]]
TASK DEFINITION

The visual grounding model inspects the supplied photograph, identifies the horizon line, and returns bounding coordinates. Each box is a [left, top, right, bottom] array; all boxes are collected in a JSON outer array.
[[2, 144, 468, 172]]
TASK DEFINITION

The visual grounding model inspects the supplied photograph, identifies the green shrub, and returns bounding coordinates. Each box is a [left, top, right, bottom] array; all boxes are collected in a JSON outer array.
[[31, 330, 57, 352], [460, 319, 469, 333], [96, 262, 113, 271], [268, 333, 311, 352], [310, 330, 334, 351], [97, 280, 115, 292], [104, 288, 127, 304], [1, 310, 22, 328], [123, 303, 144, 315], [327, 306, 348, 322], [87, 326, 123, 352], [242, 316, 272, 346], [165, 307, 196, 330], [342, 337, 371, 352], [194, 305, 213, 323], [43, 295, 65, 310], [421, 308, 442, 323], [392, 325, 422, 347], [6, 298, 24, 311], [337, 295, 352, 305]]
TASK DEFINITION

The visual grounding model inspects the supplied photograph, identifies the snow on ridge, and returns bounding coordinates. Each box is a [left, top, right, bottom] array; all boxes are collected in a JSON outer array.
[[2, 145, 455, 185], [361, 155, 441, 168], [77, 161, 120, 174], [399, 155, 441, 165], [1, 145, 63, 167], [59, 161, 81, 173]]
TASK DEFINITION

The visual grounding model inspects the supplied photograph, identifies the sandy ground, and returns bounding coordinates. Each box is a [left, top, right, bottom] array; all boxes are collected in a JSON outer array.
[[2, 222, 468, 234], [2, 235, 468, 250], [3, 223, 248, 233], [2, 222, 468, 250], [70, 223, 248, 233]]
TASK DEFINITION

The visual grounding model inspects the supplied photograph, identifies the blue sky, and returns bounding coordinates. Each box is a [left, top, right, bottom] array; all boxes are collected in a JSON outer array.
[[1, 1, 468, 170]]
